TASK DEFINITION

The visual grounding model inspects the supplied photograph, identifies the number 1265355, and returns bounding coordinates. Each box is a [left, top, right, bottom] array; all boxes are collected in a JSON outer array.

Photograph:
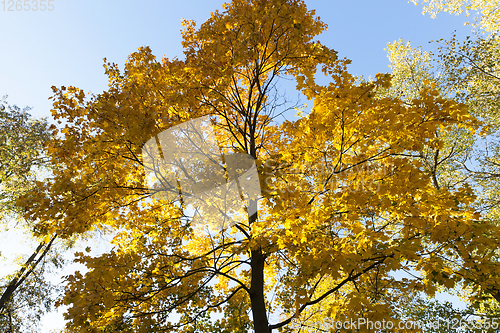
[[2, 0, 54, 11]]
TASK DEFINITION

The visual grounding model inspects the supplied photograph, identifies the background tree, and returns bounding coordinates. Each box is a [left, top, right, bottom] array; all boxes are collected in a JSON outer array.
[[384, 0, 500, 312], [19, 1, 490, 332], [390, 292, 500, 333], [410, 0, 500, 33], [0, 97, 62, 332], [0, 97, 49, 218]]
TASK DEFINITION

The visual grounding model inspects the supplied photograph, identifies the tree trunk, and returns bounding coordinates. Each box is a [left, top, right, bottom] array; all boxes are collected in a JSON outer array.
[[247, 196, 270, 333], [0, 235, 56, 313], [250, 248, 270, 333]]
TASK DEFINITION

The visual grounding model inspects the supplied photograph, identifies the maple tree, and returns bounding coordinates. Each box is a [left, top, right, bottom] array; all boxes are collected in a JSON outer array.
[[18, 0, 493, 332]]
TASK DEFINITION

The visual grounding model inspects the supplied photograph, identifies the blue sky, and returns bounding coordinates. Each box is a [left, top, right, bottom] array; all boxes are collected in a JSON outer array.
[[0, 0, 475, 331], [1, 0, 471, 121]]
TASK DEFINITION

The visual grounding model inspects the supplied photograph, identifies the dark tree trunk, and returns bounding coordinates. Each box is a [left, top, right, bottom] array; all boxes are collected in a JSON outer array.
[[246, 196, 270, 333], [250, 248, 270, 333]]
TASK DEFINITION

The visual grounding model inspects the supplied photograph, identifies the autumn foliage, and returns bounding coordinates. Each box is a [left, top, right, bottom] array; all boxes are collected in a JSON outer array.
[[18, 0, 494, 332]]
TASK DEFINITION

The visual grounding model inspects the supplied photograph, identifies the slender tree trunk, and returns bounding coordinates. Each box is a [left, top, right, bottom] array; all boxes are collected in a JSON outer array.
[[0, 235, 56, 312], [246, 196, 270, 333], [250, 248, 270, 333]]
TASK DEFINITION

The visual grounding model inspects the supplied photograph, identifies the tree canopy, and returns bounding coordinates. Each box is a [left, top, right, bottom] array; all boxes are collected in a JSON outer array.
[[16, 0, 500, 332]]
